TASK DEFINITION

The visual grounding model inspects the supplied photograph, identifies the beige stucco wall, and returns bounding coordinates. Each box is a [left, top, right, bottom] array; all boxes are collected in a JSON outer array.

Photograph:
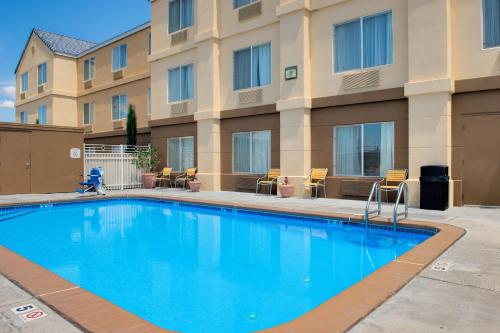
[[452, 0, 500, 80], [311, 0, 408, 98], [77, 77, 150, 132], [15, 96, 52, 125]]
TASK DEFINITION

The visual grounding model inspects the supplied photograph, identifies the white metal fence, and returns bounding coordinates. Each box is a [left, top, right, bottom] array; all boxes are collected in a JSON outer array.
[[83, 144, 150, 190]]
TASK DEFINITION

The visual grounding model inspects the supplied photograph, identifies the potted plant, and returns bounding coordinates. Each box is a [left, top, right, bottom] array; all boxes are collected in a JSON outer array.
[[133, 147, 160, 189], [278, 176, 294, 198], [188, 175, 202, 192]]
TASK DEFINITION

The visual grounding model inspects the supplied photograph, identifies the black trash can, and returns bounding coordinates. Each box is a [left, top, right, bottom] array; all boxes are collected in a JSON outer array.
[[420, 165, 449, 210]]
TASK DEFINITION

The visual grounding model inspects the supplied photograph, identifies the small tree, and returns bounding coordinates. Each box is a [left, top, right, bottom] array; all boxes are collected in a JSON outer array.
[[126, 104, 137, 146], [133, 147, 160, 173]]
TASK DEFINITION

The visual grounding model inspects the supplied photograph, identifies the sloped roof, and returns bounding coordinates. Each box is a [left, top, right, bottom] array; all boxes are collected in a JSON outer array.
[[33, 29, 97, 57]]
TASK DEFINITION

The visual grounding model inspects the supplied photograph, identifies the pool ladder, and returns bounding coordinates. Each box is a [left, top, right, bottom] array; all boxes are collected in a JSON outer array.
[[364, 181, 409, 230]]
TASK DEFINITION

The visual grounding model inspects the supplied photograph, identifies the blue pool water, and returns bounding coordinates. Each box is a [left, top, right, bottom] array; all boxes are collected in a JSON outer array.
[[0, 199, 432, 332]]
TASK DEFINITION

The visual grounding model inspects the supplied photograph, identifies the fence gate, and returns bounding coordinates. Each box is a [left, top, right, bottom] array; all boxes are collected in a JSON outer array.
[[84, 144, 149, 190]]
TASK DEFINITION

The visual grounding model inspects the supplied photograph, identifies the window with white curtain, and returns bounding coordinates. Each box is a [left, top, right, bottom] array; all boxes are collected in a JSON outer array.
[[169, 0, 194, 33], [334, 11, 393, 73], [234, 43, 271, 90], [83, 102, 95, 125], [37, 105, 47, 125], [334, 122, 394, 177], [168, 64, 194, 103], [232, 130, 271, 174], [233, 0, 259, 9], [21, 72, 28, 92], [37, 63, 47, 86], [483, 0, 500, 48], [167, 136, 194, 172], [112, 44, 127, 72], [84, 57, 96, 81], [20, 111, 28, 124], [112, 94, 128, 120]]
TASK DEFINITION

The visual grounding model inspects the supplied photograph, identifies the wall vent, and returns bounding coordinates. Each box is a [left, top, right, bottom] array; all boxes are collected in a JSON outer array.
[[84, 125, 93, 133], [170, 101, 188, 115], [171, 29, 188, 45], [37, 85, 44, 94], [239, 89, 262, 105], [84, 80, 93, 90], [20, 92, 26, 100], [239, 2, 262, 21], [113, 70, 124, 81], [343, 70, 380, 90]]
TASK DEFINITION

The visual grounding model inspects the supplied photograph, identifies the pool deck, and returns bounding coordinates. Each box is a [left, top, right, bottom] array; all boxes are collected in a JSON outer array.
[[0, 189, 499, 333]]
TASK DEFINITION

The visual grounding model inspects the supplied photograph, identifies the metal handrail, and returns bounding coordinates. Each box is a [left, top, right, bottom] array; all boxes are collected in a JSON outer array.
[[365, 182, 381, 225], [393, 182, 409, 228]]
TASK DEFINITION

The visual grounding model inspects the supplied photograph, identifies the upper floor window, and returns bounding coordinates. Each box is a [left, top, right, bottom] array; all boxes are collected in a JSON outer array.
[[112, 44, 127, 72], [167, 136, 194, 172], [233, 0, 259, 9], [168, 0, 194, 33], [148, 32, 152, 55], [232, 130, 270, 174], [168, 64, 194, 103], [84, 57, 96, 81], [234, 43, 271, 90], [483, 0, 500, 48], [37, 63, 47, 86], [20, 111, 28, 124], [334, 11, 393, 73], [83, 102, 95, 125], [38, 105, 47, 125], [147, 88, 151, 115], [21, 72, 29, 93], [112, 94, 128, 120], [334, 122, 394, 177]]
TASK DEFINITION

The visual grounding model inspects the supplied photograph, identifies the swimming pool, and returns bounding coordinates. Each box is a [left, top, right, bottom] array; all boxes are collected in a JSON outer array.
[[0, 198, 432, 332]]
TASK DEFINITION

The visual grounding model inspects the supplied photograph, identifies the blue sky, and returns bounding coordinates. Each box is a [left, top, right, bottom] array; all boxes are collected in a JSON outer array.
[[0, 0, 150, 122]]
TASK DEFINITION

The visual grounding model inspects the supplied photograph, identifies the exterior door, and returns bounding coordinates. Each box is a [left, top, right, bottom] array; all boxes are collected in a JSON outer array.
[[463, 113, 500, 206], [0, 131, 31, 194]]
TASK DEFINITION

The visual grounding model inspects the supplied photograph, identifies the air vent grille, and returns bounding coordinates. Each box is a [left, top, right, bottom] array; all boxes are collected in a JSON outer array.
[[171, 29, 188, 45], [239, 89, 262, 105], [170, 101, 188, 115], [343, 70, 380, 90], [239, 2, 262, 21]]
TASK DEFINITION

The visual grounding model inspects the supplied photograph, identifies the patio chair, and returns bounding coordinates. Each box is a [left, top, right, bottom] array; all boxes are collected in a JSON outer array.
[[304, 168, 328, 198], [76, 167, 106, 196], [379, 169, 408, 202], [175, 167, 197, 189], [256, 168, 280, 195], [154, 167, 173, 188]]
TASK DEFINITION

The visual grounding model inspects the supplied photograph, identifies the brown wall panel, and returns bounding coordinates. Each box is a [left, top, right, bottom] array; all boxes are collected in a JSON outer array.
[[84, 132, 151, 146], [150, 122, 197, 171], [311, 99, 409, 199], [220, 113, 280, 192]]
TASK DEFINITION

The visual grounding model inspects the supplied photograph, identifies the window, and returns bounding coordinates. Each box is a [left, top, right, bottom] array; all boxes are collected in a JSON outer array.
[[112, 44, 127, 72], [148, 32, 152, 55], [20, 111, 28, 124], [167, 136, 194, 172], [168, 0, 194, 33], [334, 11, 393, 73], [168, 64, 194, 102], [37, 63, 47, 86], [83, 102, 95, 125], [234, 43, 271, 90], [21, 72, 29, 93], [84, 57, 96, 81], [334, 122, 394, 177], [37, 105, 47, 125], [232, 130, 270, 174], [233, 0, 259, 9], [483, 0, 500, 48], [112, 94, 128, 120], [147, 88, 151, 115]]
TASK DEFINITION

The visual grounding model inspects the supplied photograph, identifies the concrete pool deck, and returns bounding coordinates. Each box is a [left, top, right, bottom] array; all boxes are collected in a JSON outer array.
[[0, 189, 499, 332]]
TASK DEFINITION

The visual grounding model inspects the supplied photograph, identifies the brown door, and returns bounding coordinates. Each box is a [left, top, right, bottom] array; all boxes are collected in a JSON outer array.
[[0, 131, 31, 194], [463, 113, 500, 206]]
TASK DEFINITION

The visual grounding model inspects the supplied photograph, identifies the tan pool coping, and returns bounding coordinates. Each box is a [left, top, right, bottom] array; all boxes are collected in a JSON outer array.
[[0, 194, 465, 333]]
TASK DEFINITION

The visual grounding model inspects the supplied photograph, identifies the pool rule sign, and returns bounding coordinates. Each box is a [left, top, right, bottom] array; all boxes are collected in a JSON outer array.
[[11, 303, 48, 323]]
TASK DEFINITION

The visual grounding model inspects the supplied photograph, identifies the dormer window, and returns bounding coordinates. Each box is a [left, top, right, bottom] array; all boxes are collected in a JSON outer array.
[[168, 0, 194, 33]]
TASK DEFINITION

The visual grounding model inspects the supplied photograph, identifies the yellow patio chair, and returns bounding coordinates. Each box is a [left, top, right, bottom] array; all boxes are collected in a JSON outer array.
[[379, 169, 408, 202], [154, 167, 173, 188], [256, 169, 280, 195], [175, 167, 197, 189], [304, 168, 328, 198]]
